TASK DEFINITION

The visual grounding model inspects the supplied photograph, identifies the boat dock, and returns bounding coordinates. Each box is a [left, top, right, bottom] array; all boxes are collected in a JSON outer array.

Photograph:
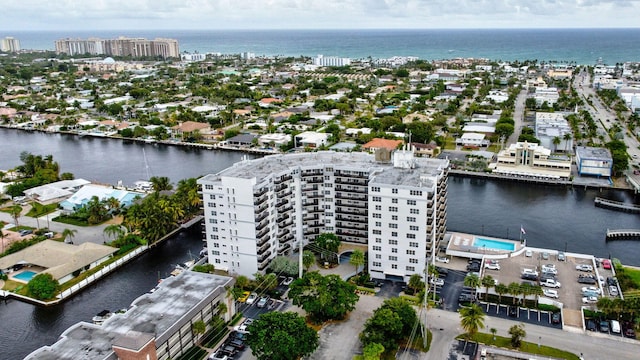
[[606, 229, 640, 241], [594, 197, 640, 213]]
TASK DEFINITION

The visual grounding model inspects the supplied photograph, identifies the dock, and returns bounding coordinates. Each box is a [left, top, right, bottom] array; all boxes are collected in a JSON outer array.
[[606, 229, 640, 241], [594, 197, 640, 213]]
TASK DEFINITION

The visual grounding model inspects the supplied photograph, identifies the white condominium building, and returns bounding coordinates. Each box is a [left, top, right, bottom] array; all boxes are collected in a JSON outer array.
[[198, 149, 449, 282], [313, 54, 351, 67], [1, 36, 21, 52], [55, 37, 180, 58]]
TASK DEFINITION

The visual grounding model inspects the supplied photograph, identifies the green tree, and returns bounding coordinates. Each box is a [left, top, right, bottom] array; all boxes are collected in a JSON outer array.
[[507, 282, 522, 305], [349, 249, 365, 274], [235, 275, 250, 290], [9, 205, 22, 228], [408, 273, 425, 294], [464, 273, 481, 291], [246, 311, 319, 360], [61, 228, 77, 244], [313, 233, 341, 263], [481, 275, 495, 300], [495, 283, 509, 304], [269, 256, 299, 276], [508, 323, 526, 348], [288, 271, 358, 324], [27, 273, 59, 300], [192, 320, 206, 343], [302, 250, 315, 271], [149, 176, 173, 192], [360, 297, 418, 355], [361, 342, 385, 360], [103, 224, 125, 242], [552, 136, 561, 152], [459, 303, 486, 351]]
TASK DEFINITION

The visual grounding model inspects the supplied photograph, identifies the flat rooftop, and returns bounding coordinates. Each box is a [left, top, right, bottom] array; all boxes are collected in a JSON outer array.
[[26, 271, 234, 360], [199, 151, 448, 188]]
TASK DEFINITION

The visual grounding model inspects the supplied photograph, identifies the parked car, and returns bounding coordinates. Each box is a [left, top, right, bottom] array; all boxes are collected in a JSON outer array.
[[599, 320, 610, 333], [458, 293, 474, 303], [543, 288, 559, 299], [578, 276, 597, 284], [624, 323, 636, 338], [435, 256, 450, 263], [541, 279, 562, 288], [582, 296, 598, 304], [602, 259, 612, 269], [541, 252, 550, 260], [609, 285, 619, 296], [582, 290, 599, 298], [19, 229, 33, 236], [521, 273, 538, 281], [208, 352, 229, 360], [467, 262, 481, 272], [430, 277, 444, 286], [525, 249, 533, 257], [576, 264, 594, 272], [551, 312, 561, 324], [256, 296, 270, 308], [541, 264, 557, 274], [225, 338, 246, 350], [557, 252, 566, 261], [586, 319, 597, 331], [435, 266, 449, 275], [246, 292, 258, 305], [237, 291, 251, 303], [610, 320, 621, 334], [581, 286, 601, 295], [606, 277, 618, 286], [484, 262, 501, 270], [281, 277, 294, 286], [233, 318, 254, 334]]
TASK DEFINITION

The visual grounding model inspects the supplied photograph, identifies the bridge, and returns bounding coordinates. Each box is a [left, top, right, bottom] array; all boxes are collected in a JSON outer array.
[[606, 229, 640, 241], [594, 197, 640, 213]]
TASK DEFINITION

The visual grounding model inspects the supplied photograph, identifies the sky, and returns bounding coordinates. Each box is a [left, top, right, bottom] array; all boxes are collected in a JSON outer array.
[[1, 0, 639, 31]]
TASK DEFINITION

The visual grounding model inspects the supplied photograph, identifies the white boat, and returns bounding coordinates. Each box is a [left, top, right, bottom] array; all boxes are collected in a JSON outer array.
[[92, 310, 113, 325]]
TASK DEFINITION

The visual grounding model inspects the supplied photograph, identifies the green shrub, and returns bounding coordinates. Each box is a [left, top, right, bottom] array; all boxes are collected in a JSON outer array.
[[28, 273, 60, 300]]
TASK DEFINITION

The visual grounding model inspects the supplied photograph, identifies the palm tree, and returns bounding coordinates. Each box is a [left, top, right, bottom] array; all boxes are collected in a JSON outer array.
[[507, 282, 522, 305], [9, 205, 22, 228], [494, 283, 509, 305], [408, 273, 425, 295], [302, 250, 315, 271], [490, 327, 497, 341], [552, 136, 561, 152], [459, 303, 486, 350], [150, 176, 173, 192], [508, 323, 526, 348], [349, 250, 365, 274], [563, 132, 572, 152], [481, 275, 495, 301], [464, 273, 481, 296], [103, 224, 125, 242], [530, 285, 544, 308], [62, 228, 77, 244]]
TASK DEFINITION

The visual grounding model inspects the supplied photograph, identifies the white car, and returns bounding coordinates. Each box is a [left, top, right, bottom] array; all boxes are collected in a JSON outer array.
[[582, 296, 598, 304], [543, 289, 559, 299], [541, 279, 562, 288], [541, 264, 557, 274], [609, 286, 619, 296], [246, 292, 258, 305], [581, 286, 601, 295], [281, 277, 294, 286], [435, 256, 450, 263], [430, 278, 445, 286], [233, 318, 254, 334], [525, 249, 533, 257], [576, 264, 593, 272], [484, 262, 501, 270]]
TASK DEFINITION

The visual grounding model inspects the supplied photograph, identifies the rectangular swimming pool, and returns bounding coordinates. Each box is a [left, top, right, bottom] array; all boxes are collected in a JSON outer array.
[[13, 270, 38, 282], [473, 237, 515, 251]]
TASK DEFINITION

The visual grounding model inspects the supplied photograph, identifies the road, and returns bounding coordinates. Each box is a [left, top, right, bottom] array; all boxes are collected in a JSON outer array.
[[508, 88, 528, 146]]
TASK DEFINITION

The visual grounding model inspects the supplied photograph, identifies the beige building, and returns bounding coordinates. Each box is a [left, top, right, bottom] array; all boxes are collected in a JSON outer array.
[[1, 36, 21, 52], [55, 37, 179, 58], [493, 141, 572, 179]]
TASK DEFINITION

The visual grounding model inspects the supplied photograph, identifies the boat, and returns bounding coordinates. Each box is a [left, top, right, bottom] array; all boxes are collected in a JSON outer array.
[[170, 260, 196, 276], [92, 310, 113, 325]]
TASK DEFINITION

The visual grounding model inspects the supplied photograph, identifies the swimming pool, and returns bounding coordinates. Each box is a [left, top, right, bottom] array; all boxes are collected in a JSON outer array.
[[473, 237, 516, 251], [13, 270, 38, 282]]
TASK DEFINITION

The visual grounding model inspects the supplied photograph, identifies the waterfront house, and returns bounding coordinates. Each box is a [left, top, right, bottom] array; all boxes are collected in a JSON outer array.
[[170, 121, 211, 141], [59, 184, 145, 213], [575, 146, 613, 178], [295, 131, 329, 148], [23, 178, 91, 205]]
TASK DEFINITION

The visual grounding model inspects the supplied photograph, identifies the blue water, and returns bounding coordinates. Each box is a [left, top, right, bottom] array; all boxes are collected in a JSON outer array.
[[13, 270, 37, 282], [4, 28, 640, 64], [473, 237, 516, 251]]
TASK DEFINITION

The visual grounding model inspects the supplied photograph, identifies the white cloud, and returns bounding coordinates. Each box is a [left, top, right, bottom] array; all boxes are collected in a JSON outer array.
[[0, 0, 639, 30]]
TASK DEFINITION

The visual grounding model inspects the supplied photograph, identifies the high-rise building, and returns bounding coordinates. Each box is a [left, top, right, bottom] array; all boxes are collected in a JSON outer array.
[[197, 149, 449, 282], [1, 36, 21, 52], [313, 54, 351, 67], [54, 37, 179, 58]]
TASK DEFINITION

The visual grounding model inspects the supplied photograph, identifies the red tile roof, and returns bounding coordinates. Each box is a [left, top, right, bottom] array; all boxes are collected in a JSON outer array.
[[362, 138, 403, 151]]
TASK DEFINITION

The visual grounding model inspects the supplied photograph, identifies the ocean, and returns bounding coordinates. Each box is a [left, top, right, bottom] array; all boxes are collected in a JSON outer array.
[[3, 28, 640, 65]]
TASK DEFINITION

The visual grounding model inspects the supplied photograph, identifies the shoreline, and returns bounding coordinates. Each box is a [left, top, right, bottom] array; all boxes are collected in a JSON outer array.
[[2, 125, 636, 194]]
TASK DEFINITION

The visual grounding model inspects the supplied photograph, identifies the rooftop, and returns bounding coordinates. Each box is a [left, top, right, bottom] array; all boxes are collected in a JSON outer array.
[[576, 146, 612, 160]]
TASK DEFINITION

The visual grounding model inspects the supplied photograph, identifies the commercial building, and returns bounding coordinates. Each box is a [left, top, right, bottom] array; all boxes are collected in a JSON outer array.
[[55, 37, 180, 58], [197, 149, 449, 282], [535, 112, 574, 152], [26, 271, 235, 360], [575, 146, 613, 178], [493, 141, 572, 179], [1, 36, 21, 52]]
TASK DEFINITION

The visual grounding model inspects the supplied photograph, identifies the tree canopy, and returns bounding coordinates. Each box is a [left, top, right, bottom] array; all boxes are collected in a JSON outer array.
[[28, 273, 60, 300], [360, 297, 418, 355], [246, 311, 319, 360], [288, 271, 358, 324]]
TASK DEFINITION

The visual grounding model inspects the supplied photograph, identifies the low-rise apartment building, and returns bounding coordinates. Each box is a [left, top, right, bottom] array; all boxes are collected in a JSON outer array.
[[197, 149, 449, 282]]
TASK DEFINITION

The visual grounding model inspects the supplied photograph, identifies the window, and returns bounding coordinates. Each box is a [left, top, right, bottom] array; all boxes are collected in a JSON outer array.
[[372, 246, 382, 251], [392, 188, 398, 194], [375, 254, 381, 259], [212, 250, 220, 256], [389, 223, 397, 229], [389, 239, 398, 245], [392, 215, 398, 220], [406, 266, 415, 271], [205, 184, 214, 190], [375, 205, 382, 210], [212, 240, 219, 245], [207, 202, 215, 207], [375, 238, 382, 243], [373, 213, 381, 218], [391, 248, 398, 253], [373, 262, 381, 267], [375, 221, 382, 227], [407, 199, 416, 205], [389, 256, 397, 261], [209, 218, 218, 224], [410, 190, 423, 196], [373, 229, 382, 235], [389, 206, 398, 212], [407, 234, 416, 239], [372, 196, 381, 202], [371, 187, 380, 192], [410, 209, 419, 214], [391, 232, 398, 237], [407, 217, 416, 222], [212, 227, 218, 232], [409, 225, 419, 231], [406, 250, 415, 255], [391, 264, 398, 269], [410, 258, 419, 264], [392, 198, 398, 204], [409, 242, 419, 247]]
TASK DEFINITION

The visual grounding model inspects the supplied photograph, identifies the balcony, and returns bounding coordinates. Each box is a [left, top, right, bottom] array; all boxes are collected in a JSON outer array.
[[302, 199, 319, 206], [276, 199, 288, 208], [255, 212, 269, 223], [335, 192, 367, 201], [255, 203, 268, 214], [335, 206, 367, 215], [280, 233, 294, 243], [335, 201, 367, 209], [254, 187, 268, 198], [335, 185, 367, 194], [256, 219, 269, 232], [256, 228, 270, 240], [278, 243, 291, 255], [305, 192, 324, 199], [274, 174, 293, 184], [334, 177, 368, 186], [278, 217, 294, 227], [304, 228, 320, 237], [336, 229, 367, 238], [303, 214, 319, 221], [336, 221, 366, 231], [258, 251, 272, 263], [258, 242, 271, 255], [335, 214, 366, 222]]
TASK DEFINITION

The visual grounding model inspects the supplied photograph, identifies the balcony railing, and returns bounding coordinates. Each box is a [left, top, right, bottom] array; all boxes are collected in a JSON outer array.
[[335, 206, 367, 215]]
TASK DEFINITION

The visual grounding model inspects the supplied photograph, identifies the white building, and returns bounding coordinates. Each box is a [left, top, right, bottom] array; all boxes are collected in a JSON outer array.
[[1, 36, 20, 52], [535, 112, 573, 152], [295, 131, 329, 148], [533, 87, 560, 106], [494, 141, 572, 179], [197, 150, 449, 282], [575, 146, 612, 178], [313, 54, 351, 67]]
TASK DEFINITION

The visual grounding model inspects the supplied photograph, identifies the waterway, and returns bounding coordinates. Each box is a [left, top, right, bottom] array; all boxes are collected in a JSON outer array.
[[0, 128, 639, 358]]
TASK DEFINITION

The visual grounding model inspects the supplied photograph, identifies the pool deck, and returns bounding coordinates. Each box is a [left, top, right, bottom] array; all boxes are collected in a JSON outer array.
[[445, 232, 525, 260], [9, 266, 46, 284]]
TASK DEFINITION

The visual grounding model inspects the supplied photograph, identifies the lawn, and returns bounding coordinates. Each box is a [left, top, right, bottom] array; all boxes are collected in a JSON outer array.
[[26, 203, 58, 217], [459, 332, 580, 360]]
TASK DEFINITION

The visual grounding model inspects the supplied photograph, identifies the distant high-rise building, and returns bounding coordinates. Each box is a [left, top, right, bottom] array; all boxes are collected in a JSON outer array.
[[54, 37, 179, 58], [1, 37, 21, 52], [313, 54, 351, 67]]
